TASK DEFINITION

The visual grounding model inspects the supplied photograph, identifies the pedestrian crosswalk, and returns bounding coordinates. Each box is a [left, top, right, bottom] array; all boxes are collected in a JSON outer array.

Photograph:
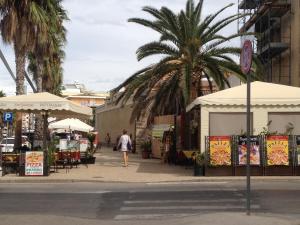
[[113, 191, 260, 220]]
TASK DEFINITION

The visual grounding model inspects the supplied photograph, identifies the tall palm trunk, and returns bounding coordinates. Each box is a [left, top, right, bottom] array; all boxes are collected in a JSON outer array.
[[14, 44, 26, 149], [33, 59, 44, 147]]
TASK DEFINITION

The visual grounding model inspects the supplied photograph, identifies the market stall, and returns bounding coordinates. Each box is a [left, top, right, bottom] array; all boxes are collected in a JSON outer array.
[[187, 81, 300, 176], [0, 92, 92, 176], [49, 117, 95, 164]]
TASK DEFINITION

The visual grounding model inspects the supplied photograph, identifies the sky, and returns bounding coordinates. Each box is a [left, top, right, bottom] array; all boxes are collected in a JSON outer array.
[[0, 0, 239, 96]]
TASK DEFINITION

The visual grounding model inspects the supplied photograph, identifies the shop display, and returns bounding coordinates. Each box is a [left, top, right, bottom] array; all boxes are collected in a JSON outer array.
[[209, 136, 231, 166], [79, 138, 89, 152], [266, 136, 289, 166], [238, 136, 260, 165]]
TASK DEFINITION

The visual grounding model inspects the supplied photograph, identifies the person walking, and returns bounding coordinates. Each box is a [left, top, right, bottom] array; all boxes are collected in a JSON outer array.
[[105, 132, 111, 147], [118, 129, 131, 167]]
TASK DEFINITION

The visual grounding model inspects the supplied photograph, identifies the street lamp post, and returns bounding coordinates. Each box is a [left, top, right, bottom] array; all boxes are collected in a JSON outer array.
[[241, 40, 253, 215]]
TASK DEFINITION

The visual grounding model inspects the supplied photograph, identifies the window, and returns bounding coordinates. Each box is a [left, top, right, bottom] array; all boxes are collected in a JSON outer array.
[[209, 113, 253, 136]]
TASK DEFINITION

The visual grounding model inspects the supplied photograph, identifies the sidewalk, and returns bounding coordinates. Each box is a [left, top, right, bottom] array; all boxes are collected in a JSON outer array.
[[1, 147, 300, 183], [0, 212, 298, 225]]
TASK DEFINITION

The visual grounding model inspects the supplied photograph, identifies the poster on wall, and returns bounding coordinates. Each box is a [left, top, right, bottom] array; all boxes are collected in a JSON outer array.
[[266, 136, 289, 166], [79, 138, 89, 152], [152, 124, 172, 139], [209, 136, 231, 166], [296, 136, 300, 166], [238, 136, 260, 165], [25, 151, 44, 176]]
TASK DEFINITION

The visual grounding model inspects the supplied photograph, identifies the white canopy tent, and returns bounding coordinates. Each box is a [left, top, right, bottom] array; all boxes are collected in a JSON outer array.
[[0, 92, 93, 149], [186, 81, 300, 151], [49, 118, 93, 133], [0, 92, 92, 119]]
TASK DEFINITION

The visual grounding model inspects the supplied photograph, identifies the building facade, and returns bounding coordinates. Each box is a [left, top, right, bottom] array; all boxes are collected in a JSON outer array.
[[238, 0, 300, 86], [61, 82, 109, 108]]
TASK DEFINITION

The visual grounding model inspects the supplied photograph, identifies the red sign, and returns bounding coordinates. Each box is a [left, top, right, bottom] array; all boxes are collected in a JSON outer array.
[[240, 40, 253, 74]]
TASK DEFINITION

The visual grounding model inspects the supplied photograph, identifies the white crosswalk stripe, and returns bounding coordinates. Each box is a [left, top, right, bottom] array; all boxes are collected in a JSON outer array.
[[121, 204, 260, 211], [123, 199, 246, 204], [114, 213, 196, 220], [114, 197, 260, 220]]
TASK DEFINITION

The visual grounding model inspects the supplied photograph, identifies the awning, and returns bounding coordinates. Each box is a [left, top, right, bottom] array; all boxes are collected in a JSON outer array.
[[0, 92, 92, 119], [186, 81, 300, 112], [49, 118, 93, 133]]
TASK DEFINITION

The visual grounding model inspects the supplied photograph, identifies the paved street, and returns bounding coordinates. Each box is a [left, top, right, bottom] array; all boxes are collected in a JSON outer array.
[[0, 180, 300, 225], [0, 147, 196, 183]]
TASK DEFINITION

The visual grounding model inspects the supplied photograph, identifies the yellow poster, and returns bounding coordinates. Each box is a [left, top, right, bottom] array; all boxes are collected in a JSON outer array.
[[209, 136, 231, 166], [266, 136, 289, 166]]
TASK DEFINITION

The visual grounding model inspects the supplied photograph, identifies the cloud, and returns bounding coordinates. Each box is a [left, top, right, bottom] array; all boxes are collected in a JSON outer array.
[[0, 0, 239, 94], [72, 15, 126, 27]]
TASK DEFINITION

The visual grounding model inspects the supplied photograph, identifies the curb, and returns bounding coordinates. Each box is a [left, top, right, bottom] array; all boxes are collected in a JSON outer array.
[[1, 176, 300, 184]]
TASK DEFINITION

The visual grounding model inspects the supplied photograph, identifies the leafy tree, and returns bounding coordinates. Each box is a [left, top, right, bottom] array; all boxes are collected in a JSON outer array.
[[112, 0, 262, 123]]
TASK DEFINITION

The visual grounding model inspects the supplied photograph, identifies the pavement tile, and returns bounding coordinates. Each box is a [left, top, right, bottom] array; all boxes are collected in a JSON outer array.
[[1, 147, 300, 183]]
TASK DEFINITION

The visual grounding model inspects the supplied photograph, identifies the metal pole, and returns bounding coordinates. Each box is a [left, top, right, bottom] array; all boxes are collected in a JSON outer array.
[[0, 48, 37, 93], [5, 122, 8, 151], [42, 112, 49, 176], [246, 72, 251, 215], [0, 139, 2, 176]]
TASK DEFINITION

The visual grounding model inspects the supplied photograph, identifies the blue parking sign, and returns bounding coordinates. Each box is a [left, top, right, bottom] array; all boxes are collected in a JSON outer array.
[[3, 112, 13, 122]]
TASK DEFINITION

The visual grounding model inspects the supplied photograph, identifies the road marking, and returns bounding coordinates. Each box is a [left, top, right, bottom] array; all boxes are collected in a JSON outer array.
[[114, 213, 195, 220], [120, 204, 260, 211], [235, 193, 244, 197], [123, 199, 247, 204], [146, 181, 228, 185]]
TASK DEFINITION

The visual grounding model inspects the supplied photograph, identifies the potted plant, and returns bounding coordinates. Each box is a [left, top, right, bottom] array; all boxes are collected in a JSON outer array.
[[140, 139, 152, 159], [85, 133, 96, 164], [194, 152, 206, 176]]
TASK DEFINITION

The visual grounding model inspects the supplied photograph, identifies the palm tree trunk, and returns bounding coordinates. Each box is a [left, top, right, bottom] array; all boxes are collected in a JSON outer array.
[[35, 64, 43, 92], [14, 45, 25, 149], [33, 60, 44, 146]]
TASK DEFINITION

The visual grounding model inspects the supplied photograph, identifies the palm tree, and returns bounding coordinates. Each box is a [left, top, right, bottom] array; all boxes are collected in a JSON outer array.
[[0, 0, 52, 148], [113, 0, 262, 123], [29, 0, 67, 93], [0, 90, 5, 97], [0, 90, 5, 134], [26, 0, 68, 144], [28, 48, 65, 144]]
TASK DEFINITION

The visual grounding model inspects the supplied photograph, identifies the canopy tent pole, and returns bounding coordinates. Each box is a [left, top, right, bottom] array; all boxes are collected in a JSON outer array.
[[42, 111, 49, 176]]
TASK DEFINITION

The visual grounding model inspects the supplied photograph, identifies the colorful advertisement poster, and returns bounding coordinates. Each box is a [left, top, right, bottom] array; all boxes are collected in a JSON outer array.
[[238, 136, 260, 165], [25, 151, 44, 176], [209, 136, 231, 166], [266, 136, 289, 166]]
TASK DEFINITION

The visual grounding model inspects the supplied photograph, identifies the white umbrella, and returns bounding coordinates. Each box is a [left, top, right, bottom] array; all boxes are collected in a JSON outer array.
[[0, 92, 92, 118], [49, 118, 93, 133], [0, 92, 93, 149]]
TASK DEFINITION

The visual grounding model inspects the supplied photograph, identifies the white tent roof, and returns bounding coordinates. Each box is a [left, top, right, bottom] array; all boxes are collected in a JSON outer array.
[[187, 81, 300, 111], [49, 118, 93, 132], [0, 92, 92, 118]]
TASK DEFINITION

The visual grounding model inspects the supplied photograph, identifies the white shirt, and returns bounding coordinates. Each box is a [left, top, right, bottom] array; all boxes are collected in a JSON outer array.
[[118, 134, 131, 151]]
